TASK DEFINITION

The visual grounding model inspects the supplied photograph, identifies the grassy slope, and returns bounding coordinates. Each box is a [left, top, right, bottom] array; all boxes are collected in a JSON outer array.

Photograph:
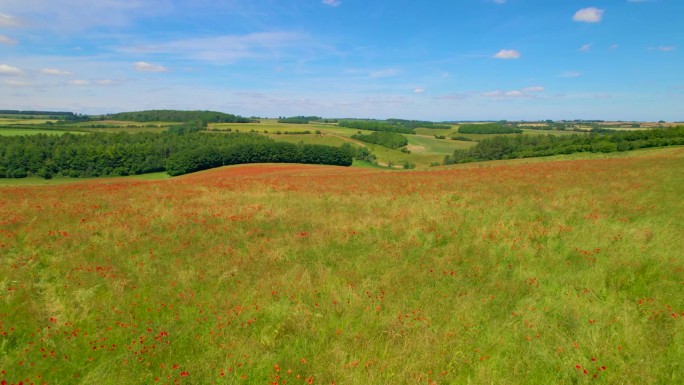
[[210, 121, 476, 168], [0, 148, 682, 384], [0, 118, 59, 125], [0, 128, 80, 136], [209, 121, 592, 168]]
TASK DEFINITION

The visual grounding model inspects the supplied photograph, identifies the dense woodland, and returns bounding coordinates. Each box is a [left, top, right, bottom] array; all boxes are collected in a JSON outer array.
[[457, 123, 523, 134], [444, 126, 684, 164], [167, 141, 352, 176], [0, 131, 352, 178], [351, 131, 408, 149], [101, 110, 255, 123]]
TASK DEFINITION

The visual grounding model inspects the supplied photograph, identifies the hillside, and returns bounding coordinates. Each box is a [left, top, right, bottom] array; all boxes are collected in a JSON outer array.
[[1, 148, 682, 384]]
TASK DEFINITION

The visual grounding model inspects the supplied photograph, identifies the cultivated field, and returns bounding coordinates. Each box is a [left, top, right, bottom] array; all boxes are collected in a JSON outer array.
[[209, 120, 476, 168], [1, 147, 682, 384], [0, 128, 79, 136]]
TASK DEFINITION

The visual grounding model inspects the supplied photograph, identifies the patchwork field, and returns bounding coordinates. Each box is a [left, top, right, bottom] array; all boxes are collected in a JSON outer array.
[[0, 148, 682, 384], [0, 128, 79, 136], [209, 121, 476, 168]]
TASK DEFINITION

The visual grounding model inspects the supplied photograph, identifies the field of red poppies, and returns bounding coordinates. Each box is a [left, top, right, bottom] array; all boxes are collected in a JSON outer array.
[[1, 148, 682, 384]]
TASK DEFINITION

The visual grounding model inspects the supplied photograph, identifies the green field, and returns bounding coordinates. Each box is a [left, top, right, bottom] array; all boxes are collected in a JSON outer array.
[[0, 127, 82, 136], [209, 121, 477, 168], [0, 118, 59, 125], [1, 148, 681, 384], [209, 121, 593, 168]]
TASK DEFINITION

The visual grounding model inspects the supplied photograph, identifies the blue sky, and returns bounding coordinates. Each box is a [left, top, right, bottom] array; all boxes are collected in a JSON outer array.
[[0, 0, 682, 121]]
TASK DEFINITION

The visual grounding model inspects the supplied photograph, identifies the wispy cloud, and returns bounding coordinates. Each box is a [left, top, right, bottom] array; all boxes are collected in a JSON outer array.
[[95, 79, 118, 86], [573, 7, 604, 23], [322, 0, 341, 7], [66, 78, 123, 86], [657, 45, 675, 52], [0, 12, 20, 27], [482, 86, 544, 100], [579, 43, 592, 52], [4, 79, 31, 88], [41, 68, 73, 76], [493, 49, 521, 59], [0, 34, 18, 45], [0, 64, 24, 76], [492, 0, 507, 4], [413, 88, 426, 94], [369, 68, 401, 78], [559, 71, 581, 78], [133, 61, 168, 72], [0, 1, 155, 32], [433, 92, 473, 101], [124, 32, 315, 63]]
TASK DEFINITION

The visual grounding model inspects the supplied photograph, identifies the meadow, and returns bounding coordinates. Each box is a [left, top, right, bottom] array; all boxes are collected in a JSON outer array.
[[209, 120, 475, 168], [0, 128, 79, 136], [0, 147, 682, 384]]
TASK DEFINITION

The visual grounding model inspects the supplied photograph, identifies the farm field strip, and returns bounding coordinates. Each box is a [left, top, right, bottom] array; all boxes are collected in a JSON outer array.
[[0, 128, 83, 136]]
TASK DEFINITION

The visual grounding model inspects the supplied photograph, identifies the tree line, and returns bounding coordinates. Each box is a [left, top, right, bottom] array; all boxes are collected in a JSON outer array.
[[277, 116, 322, 124], [338, 120, 416, 134], [386, 119, 452, 130], [167, 141, 351, 176], [457, 123, 523, 134], [444, 126, 684, 164], [0, 110, 76, 117], [0, 131, 352, 179], [351, 131, 408, 149], [101, 110, 255, 123]]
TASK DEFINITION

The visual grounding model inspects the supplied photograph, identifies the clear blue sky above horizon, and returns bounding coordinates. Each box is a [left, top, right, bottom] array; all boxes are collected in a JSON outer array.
[[1, 0, 682, 121]]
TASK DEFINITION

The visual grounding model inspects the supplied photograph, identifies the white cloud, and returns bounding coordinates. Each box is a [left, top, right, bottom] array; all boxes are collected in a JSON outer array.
[[579, 43, 592, 52], [322, 0, 341, 6], [4, 79, 31, 88], [0, 34, 18, 45], [69, 79, 90, 86], [573, 7, 604, 23], [493, 49, 521, 59], [95, 79, 117, 86], [559, 71, 581, 78], [482, 86, 545, 99], [133, 61, 168, 72], [658, 45, 675, 52], [0, 12, 20, 27], [124, 32, 314, 63], [41, 68, 73, 76], [610, 44, 619, 50], [414, 88, 426, 94], [369, 68, 401, 78], [0, 1, 156, 32], [0, 64, 23, 76]]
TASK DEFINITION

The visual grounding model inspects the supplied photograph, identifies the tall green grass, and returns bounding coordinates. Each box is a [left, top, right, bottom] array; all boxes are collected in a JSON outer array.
[[0, 149, 682, 384]]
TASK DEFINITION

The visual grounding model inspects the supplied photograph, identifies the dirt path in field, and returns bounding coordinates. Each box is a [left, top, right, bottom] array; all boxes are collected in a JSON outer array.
[[330, 134, 368, 147]]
